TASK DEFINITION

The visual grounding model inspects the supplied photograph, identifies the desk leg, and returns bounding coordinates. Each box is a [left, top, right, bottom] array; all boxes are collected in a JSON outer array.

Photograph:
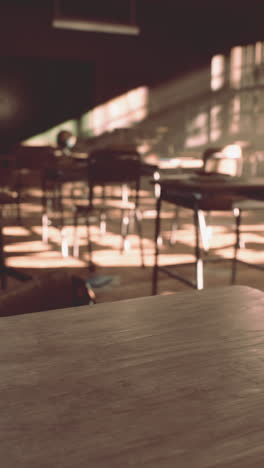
[[194, 205, 204, 290], [135, 208, 145, 268], [0, 213, 7, 289], [197, 210, 209, 253], [86, 212, 96, 272], [41, 176, 47, 216], [169, 207, 180, 245], [152, 195, 161, 295], [0, 214, 31, 288], [58, 182, 64, 229], [231, 207, 241, 284]]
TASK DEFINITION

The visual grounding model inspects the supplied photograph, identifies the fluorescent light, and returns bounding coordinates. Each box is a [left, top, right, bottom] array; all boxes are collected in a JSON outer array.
[[52, 18, 140, 35]]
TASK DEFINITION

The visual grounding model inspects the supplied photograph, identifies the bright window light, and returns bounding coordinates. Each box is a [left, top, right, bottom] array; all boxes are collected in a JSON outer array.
[[229, 96, 241, 134], [81, 86, 148, 136], [185, 112, 208, 148], [23, 119, 78, 146], [222, 144, 242, 159], [210, 105, 223, 141], [230, 46, 243, 88], [255, 42, 263, 65], [211, 55, 225, 91]]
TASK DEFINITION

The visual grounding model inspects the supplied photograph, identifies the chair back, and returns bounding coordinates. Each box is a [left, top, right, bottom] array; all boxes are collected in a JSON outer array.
[[0, 154, 19, 191], [87, 148, 142, 206], [0, 168, 18, 192], [203, 146, 242, 176], [13, 145, 55, 170]]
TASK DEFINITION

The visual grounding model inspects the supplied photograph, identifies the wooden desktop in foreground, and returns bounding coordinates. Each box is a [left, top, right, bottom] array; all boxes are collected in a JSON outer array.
[[0, 285, 263, 467]]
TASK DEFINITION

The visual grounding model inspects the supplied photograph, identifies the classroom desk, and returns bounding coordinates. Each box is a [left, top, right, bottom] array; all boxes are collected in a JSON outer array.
[[152, 173, 264, 292], [157, 173, 264, 194], [0, 285, 264, 467]]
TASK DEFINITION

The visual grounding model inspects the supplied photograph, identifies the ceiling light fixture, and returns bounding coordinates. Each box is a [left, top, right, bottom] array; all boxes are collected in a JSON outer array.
[[52, 0, 140, 36]]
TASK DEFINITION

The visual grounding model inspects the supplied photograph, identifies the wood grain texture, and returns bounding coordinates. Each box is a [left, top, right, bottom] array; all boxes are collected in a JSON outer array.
[[0, 285, 264, 467]]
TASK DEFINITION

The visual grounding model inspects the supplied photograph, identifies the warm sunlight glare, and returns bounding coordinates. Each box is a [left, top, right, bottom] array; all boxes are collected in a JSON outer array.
[[210, 105, 223, 141], [222, 144, 242, 159], [23, 119, 78, 146], [81, 86, 148, 136], [211, 55, 225, 91], [230, 46, 242, 89], [185, 112, 208, 147]]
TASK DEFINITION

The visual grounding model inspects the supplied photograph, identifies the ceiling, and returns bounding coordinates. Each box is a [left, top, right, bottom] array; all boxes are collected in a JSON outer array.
[[1, 0, 264, 104], [52, 0, 264, 55], [1, 1, 264, 88], [2, 0, 264, 57], [1, 0, 264, 148]]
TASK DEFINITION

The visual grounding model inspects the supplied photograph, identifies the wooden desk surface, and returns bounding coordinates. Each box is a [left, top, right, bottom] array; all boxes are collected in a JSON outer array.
[[159, 173, 264, 195], [0, 285, 264, 467]]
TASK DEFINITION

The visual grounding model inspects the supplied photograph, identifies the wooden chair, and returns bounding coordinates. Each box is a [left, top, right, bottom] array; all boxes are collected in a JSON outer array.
[[0, 158, 33, 288], [74, 147, 145, 270], [152, 174, 248, 294], [152, 145, 246, 294], [10, 145, 69, 256], [169, 146, 243, 249], [40, 152, 87, 257]]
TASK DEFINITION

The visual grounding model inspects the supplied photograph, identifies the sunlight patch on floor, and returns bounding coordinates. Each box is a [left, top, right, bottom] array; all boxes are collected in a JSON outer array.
[[6, 251, 87, 268], [4, 240, 50, 253], [3, 226, 30, 236]]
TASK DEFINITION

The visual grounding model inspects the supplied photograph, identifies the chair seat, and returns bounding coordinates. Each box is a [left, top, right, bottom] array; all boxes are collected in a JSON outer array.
[[73, 147, 144, 268]]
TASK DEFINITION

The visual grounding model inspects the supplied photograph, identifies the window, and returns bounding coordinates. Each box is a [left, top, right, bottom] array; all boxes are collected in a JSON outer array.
[[210, 104, 223, 141], [230, 43, 264, 89], [80, 86, 148, 136], [185, 110, 209, 148], [230, 46, 243, 89], [229, 96, 241, 135], [211, 55, 226, 91]]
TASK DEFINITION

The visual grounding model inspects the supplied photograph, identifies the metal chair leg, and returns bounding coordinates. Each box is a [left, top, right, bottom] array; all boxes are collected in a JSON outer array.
[[128, 208, 135, 234], [231, 207, 241, 284], [120, 210, 129, 254], [16, 194, 22, 225], [42, 177, 47, 217], [61, 228, 69, 258], [86, 213, 95, 272], [58, 183, 64, 229], [42, 213, 49, 244], [169, 207, 180, 245], [135, 208, 145, 268], [152, 195, 162, 295], [99, 211, 107, 236], [197, 210, 210, 253], [0, 215, 7, 289], [194, 205, 204, 290], [73, 209, 79, 258]]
